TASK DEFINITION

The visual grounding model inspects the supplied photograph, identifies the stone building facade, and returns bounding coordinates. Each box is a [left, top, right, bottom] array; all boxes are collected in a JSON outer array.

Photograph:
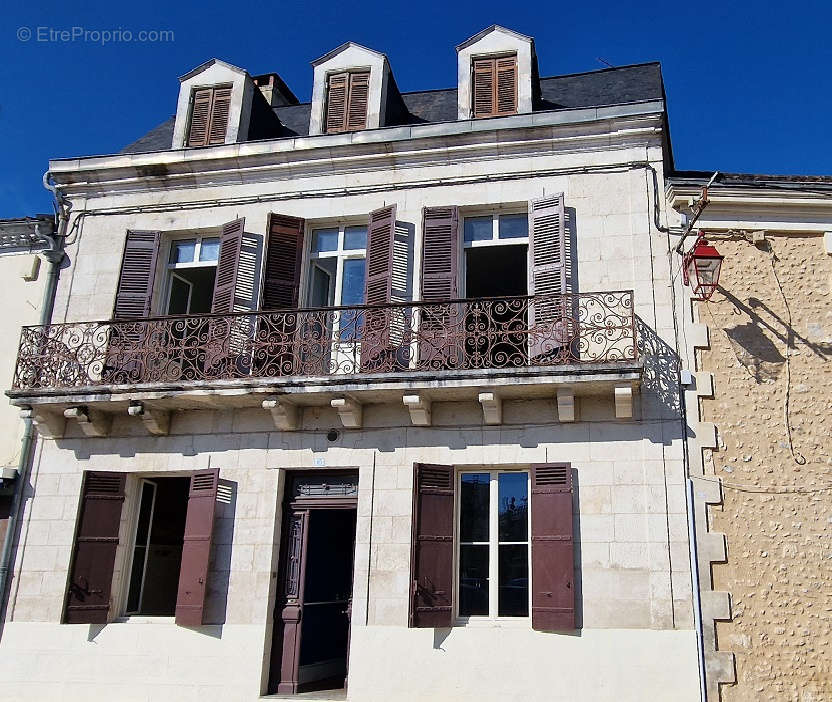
[[668, 174, 832, 701], [0, 25, 731, 702]]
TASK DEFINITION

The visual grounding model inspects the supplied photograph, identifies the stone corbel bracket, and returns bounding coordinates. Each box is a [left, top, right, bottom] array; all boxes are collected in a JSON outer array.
[[478, 392, 502, 425], [21, 407, 66, 440], [331, 397, 362, 429], [403, 394, 431, 426], [556, 388, 576, 422], [64, 406, 112, 438], [262, 397, 299, 431], [127, 401, 171, 436]]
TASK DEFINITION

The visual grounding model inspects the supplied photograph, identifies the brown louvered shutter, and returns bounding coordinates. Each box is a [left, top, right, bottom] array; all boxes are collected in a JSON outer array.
[[187, 88, 213, 147], [207, 86, 232, 145], [409, 463, 454, 628], [325, 72, 349, 133], [472, 55, 517, 118], [361, 205, 396, 370], [211, 218, 246, 314], [263, 215, 305, 309], [420, 207, 459, 302], [113, 231, 160, 319], [530, 463, 575, 631], [63, 472, 125, 624], [346, 72, 370, 130], [175, 468, 219, 626], [419, 207, 459, 368], [528, 193, 568, 359], [495, 56, 518, 115], [365, 205, 396, 307], [472, 58, 495, 118]]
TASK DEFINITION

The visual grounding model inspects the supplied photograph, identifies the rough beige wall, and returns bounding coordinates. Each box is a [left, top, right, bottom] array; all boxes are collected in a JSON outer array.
[[697, 234, 832, 702]]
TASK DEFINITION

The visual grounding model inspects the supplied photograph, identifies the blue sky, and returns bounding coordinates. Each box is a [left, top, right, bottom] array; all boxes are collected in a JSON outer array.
[[2, 0, 829, 217]]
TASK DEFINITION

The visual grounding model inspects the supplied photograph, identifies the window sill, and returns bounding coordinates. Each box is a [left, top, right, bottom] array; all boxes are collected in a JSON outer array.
[[454, 616, 530, 628], [112, 615, 177, 624]]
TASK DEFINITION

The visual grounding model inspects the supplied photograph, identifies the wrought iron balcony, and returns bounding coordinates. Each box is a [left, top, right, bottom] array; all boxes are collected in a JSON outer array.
[[11, 291, 636, 393]]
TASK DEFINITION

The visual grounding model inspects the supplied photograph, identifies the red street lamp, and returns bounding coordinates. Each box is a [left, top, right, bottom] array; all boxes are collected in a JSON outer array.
[[682, 234, 724, 301]]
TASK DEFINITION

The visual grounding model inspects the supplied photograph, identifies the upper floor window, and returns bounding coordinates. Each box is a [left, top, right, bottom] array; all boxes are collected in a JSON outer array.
[[164, 234, 220, 315], [325, 71, 371, 134], [186, 84, 232, 147], [472, 54, 518, 118]]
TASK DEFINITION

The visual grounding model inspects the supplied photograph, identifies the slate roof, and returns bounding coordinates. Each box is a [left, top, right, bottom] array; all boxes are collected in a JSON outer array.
[[121, 62, 664, 155]]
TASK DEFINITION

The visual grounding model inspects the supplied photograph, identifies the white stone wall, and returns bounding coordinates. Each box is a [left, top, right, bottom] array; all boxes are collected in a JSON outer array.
[[0, 396, 696, 700], [0, 253, 48, 472], [0, 117, 700, 699]]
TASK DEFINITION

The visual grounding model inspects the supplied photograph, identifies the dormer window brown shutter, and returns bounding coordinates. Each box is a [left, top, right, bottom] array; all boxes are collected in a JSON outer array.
[[472, 55, 517, 118], [187, 84, 233, 147], [325, 71, 371, 134]]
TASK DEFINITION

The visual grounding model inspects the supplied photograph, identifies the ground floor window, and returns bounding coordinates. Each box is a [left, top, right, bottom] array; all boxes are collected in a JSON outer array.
[[458, 470, 529, 619], [125, 476, 190, 616]]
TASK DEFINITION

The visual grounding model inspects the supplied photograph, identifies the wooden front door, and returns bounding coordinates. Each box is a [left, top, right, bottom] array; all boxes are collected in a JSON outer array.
[[269, 472, 358, 695]]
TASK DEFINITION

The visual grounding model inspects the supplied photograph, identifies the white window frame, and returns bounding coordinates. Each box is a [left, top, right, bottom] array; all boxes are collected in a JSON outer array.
[[162, 234, 220, 315], [304, 223, 368, 309], [123, 478, 158, 616], [460, 210, 529, 298], [454, 468, 531, 624]]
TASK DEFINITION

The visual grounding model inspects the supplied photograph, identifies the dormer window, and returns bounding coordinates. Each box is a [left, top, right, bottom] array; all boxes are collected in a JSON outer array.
[[186, 84, 232, 147], [472, 54, 517, 118], [325, 71, 370, 134]]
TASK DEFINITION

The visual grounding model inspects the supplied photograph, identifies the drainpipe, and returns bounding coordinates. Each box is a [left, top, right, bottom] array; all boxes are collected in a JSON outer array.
[[0, 172, 68, 620], [687, 477, 708, 702]]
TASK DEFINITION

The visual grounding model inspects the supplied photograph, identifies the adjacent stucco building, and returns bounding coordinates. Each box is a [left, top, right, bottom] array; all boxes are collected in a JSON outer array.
[[668, 174, 832, 702]]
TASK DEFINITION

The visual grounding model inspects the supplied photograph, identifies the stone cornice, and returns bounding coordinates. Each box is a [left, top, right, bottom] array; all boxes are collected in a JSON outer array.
[[49, 100, 665, 201], [666, 181, 832, 233]]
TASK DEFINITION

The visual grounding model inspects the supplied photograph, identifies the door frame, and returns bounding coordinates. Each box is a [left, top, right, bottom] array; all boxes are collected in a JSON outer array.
[[270, 470, 359, 695]]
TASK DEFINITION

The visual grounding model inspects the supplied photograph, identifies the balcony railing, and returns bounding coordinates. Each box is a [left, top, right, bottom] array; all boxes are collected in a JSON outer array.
[[11, 291, 637, 392]]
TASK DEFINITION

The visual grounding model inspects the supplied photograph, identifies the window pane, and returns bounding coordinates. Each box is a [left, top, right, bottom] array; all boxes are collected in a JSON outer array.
[[460, 473, 490, 542], [309, 259, 336, 307], [312, 228, 339, 253], [344, 226, 367, 250], [459, 545, 489, 616], [340, 258, 367, 341], [498, 544, 529, 617], [463, 216, 492, 243], [498, 472, 528, 542], [340, 258, 366, 306], [126, 482, 155, 612], [198, 237, 220, 262], [169, 239, 196, 264], [498, 214, 528, 239], [167, 276, 192, 315]]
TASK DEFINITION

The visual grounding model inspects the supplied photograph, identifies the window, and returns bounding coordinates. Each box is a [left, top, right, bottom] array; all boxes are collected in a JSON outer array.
[[325, 71, 371, 133], [472, 54, 518, 118], [462, 212, 528, 298], [187, 84, 232, 147], [164, 235, 220, 315], [125, 477, 190, 616], [307, 224, 367, 340], [458, 470, 529, 619]]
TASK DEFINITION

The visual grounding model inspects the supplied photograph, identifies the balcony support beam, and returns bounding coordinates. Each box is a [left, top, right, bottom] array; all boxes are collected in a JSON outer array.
[[403, 394, 432, 426], [21, 407, 66, 440], [556, 388, 576, 423], [478, 392, 502, 425], [127, 401, 170, 436], [64, 406, 112, 438], [262, 398, 299, 431], [614, 384, 634, 420], [331, 397, 363, 429]]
